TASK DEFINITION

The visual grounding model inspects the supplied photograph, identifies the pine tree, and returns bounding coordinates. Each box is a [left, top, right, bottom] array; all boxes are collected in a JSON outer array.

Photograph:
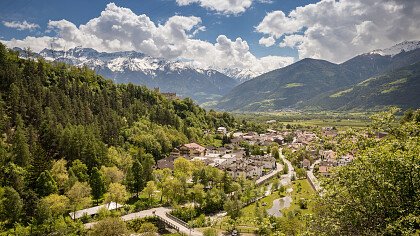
[[90, 167, 105, 205], [35, 170, 58, 197], [12, 115, 31, 167], [127, 157, 143, 198]]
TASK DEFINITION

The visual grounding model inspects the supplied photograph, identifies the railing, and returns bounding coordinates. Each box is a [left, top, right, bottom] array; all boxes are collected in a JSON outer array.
[[165, 212, 190, 229], [159, 215, 180, 232]]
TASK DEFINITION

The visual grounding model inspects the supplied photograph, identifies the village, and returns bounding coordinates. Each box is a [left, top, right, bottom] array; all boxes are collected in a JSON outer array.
[[69, 123, 358, 235], [156, 125, 356, 182]]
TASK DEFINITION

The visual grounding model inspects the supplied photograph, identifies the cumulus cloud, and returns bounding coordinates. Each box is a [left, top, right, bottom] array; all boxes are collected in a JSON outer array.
[[176, 0, 253, 15], [259, 36, 276, 47], [256, 0, 420, 63], [3, 20, 39, 31], [2, 3, 293, 76]]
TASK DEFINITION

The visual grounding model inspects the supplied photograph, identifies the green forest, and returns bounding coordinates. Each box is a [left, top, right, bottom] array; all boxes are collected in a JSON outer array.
[[0, 43, 236, 234]]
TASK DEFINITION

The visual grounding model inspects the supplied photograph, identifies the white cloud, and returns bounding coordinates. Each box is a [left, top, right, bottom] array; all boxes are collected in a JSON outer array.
[[3, 20, 39, 31], [257, 0, 420, 63], [259, 36, 276, 47], [2, 3, 293, 76], [176, 0, 253, 15]]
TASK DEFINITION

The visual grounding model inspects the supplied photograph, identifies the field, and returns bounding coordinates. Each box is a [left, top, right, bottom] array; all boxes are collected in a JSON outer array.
[[234, 111, 373, 129]]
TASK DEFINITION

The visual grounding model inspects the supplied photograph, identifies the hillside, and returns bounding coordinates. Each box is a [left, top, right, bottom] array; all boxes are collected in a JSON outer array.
[[215, 58, 358, 111], [0, 42, 239, 234], [215, 42, 420, 112], [15, 47, 239, 104], [305, 62, 420, 110]]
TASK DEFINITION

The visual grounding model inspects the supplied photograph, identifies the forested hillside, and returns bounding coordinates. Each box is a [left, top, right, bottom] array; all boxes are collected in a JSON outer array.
[[215, 47, 420, 112], [0, 43, 235, 234], [305, 62, 420, 110]]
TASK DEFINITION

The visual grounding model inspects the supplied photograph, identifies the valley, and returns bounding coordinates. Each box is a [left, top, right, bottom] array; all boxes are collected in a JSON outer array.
[[0, 1, 419, 234]]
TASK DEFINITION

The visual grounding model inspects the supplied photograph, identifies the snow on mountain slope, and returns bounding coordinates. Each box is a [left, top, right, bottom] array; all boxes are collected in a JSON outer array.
[[220, 67, 258, 82], [34, 47, 239, 104], [369, 40, 420, 56]]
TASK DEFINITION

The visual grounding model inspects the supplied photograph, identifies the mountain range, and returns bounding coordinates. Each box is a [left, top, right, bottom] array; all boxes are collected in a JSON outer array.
[[13, 40, 420, 111], [15, 47, 240, 104], [214, 41, 420, 112]]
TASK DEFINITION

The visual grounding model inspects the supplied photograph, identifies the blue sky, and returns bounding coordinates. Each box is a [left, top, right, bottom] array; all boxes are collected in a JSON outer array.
[[1, 0, 418, 75], [0, 0, 315, 58]]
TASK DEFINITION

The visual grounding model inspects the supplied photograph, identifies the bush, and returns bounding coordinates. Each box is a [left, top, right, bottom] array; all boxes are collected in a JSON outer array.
[[189, 214, 208, 228], [97, 207, 111, 220], [298, 198, 308, 209], [138, 222, 158, 236], [134, 200, 149, 211], [89, 217, 128, 236], [171, 206, 197, 222], [203, 228, 218, 236]]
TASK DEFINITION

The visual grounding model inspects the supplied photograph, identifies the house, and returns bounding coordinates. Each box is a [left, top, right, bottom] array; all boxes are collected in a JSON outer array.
[[319, 166, 331, 177], [250, 155, 276, 169], [169, 148, 181, 158], [375, 131, 388, 139], [337, 154, 354, 166], [320, 150, 336, 162], [246, 164, 263, 178], [157, 156, 176, 170], [273, 136, 284, 145], [320, 160, 337, 167], [179, 143, 206, 157], [224, 164, 263, 179], [302, 159, 311, 169], [217, 127, 227, 134]]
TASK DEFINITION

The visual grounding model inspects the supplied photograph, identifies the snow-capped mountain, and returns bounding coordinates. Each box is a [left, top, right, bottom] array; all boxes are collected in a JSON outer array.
[[21, 47, 239, 104], [369, 40, 420, 56], [219, 67, 259, 82]]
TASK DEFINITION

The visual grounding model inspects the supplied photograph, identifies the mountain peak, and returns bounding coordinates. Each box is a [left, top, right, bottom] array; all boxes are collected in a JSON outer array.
[[369, 40, 420, 56]]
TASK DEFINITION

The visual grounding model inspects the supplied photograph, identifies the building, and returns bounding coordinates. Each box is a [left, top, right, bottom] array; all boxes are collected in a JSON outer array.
[[302, 159, 311, 169], [217, 127, 227, 134], [179, 143, 206, 157], [337, 154, 354, 166], [154, 87, 177, 100], [320, 150, 336, 162], [319, 166, 331, 177], [157, 156, 176, 170]]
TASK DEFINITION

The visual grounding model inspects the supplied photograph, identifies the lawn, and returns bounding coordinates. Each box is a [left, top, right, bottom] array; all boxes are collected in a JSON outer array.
[[282, 179, 316, 215], [237, 179, 316, 224]]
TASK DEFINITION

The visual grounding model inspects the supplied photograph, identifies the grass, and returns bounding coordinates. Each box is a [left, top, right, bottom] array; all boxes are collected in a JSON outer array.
[[281, 118, 370, 128], [233, 111, 372, 129], [284, 83, 304, 88], [388, 78, 408, 85], [329, 88, 354, 98], [357, 77, 377, 86], [225, 179, 316, 230], [240, 189, 279, 219], [282, 179, 316, 215], [381, 87, 398, 94]]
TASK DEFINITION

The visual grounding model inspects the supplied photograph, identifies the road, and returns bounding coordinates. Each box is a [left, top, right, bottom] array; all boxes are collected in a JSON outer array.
[[279, 150, 295, 180], [266, 150, 295, 217], [85, 207, 203, 236], [256, 162, 283, 185]]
